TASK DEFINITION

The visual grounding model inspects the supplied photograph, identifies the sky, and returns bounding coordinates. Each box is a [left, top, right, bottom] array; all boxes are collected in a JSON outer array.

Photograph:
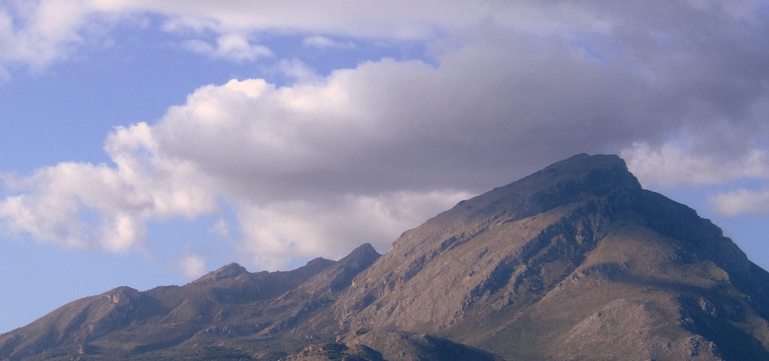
[[1, 0, 769, 334]]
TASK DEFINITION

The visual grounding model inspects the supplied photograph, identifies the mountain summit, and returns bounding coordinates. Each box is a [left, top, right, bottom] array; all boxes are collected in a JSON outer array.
[[2, 154, 769, 361]]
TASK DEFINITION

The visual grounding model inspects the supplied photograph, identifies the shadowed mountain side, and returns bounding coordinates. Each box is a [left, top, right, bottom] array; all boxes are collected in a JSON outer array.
[[2, 154, 769, 361]]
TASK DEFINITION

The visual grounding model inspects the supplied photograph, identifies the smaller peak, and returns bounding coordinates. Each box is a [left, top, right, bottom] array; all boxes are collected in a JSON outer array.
[[213, 262, 248, 279], [104, 285, 140, 294], [100, 286, 140, 305], [337, 243, 381, 271], [216, 262, 247, 273], [101, 286, 140, 298], [344, 243, 381, 261], [324, 244, 381, 292], [306, 257, 334, 268], [194, 262, 248, 283]]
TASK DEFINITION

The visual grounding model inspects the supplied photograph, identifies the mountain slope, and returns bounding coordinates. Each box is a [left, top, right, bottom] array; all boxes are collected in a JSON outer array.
[[0, 245, 380, 361], [335, 154, 769, 360], [2, 153, 769, 361]]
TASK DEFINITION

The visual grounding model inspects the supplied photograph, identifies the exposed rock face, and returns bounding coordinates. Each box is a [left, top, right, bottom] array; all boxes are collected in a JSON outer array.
[[2, 154, 769, 361]]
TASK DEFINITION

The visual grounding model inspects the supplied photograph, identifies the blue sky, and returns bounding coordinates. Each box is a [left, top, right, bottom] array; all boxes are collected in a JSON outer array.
[[2, 0, 769, 333]]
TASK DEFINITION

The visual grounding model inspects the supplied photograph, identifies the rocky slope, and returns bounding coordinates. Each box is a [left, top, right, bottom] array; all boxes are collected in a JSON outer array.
[[334, 154, 769, 360], [2, 154, 769, 361]]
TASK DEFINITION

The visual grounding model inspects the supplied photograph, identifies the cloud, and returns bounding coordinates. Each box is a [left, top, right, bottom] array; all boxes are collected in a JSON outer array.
[[0, 123, 218, 252], [2, 0, 769, 270], [0, 0, 483, 72], [622, 140, 769, 218], [235, 190, 470, 270], [133, 0, 490, 39], [303, 35, 355, 49], [176, 254, 207, 278], [157, 43, 661, 196], [710, 188, 769, 216], [0, 0, 89, 71], [272, 58, 323, 83], [182, 34, 272, 62], [622, 143, 769, 187], [210, 219, 229, 237], [3, 0, 768, 73], [0, 162, 149, 252]]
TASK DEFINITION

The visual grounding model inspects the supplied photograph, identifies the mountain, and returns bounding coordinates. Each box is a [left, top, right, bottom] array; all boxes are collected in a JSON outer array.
[[3, 153, 769, 361]]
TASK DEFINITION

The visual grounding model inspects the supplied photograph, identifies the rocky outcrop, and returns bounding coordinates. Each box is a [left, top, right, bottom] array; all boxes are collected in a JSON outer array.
[[280, 343, 385, 361]]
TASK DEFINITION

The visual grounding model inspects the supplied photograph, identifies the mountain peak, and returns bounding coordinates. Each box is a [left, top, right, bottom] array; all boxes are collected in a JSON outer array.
[[439, 154, 640, 226], [194, 262, 248, 283], [545, 153, 624, 170], [344, 243, 380, 263], [516, 153, 641, 197]]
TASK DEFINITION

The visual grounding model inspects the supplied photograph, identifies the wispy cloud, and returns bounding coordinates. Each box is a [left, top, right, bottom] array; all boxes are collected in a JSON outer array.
[[181, 34, 272, 62], [710, 189, 769, 216], [303, 35, 355, 49], [0, 0, 485, 73], [177, 254, 207, 278]]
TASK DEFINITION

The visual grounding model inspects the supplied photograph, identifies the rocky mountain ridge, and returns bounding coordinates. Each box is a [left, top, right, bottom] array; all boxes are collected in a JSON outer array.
[[2, 154, 769, 361]]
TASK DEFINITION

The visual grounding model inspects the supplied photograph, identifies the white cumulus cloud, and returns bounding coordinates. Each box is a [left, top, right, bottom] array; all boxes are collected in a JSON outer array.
[[0, 122, 218, 252]]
